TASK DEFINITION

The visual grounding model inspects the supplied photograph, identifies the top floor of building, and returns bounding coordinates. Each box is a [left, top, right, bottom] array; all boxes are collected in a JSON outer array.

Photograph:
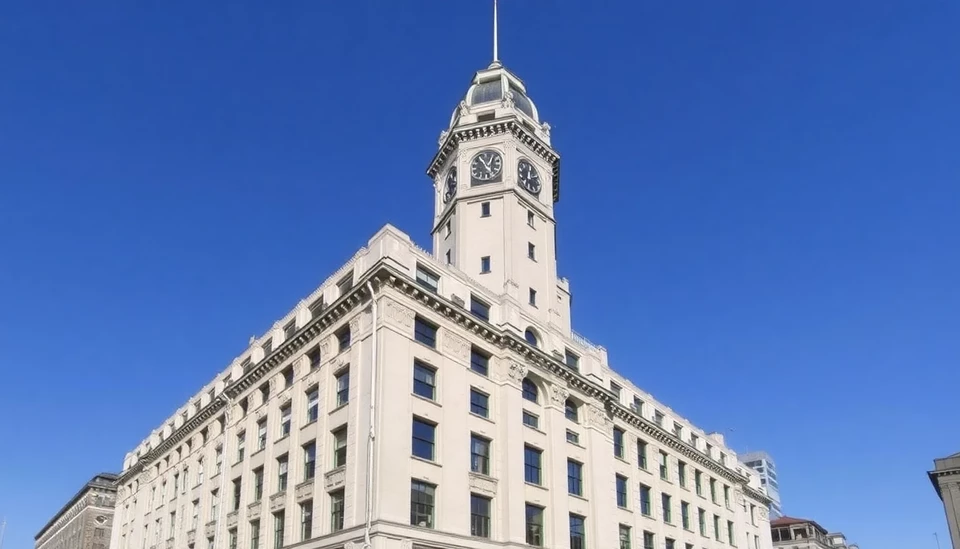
[[35, 472, 118, 548]]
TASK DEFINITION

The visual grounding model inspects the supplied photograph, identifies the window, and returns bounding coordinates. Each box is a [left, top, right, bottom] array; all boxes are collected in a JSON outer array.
[[524, 446, 542, 485], [566, 429, 580, 444], [643, 532, 655, 549], [470, 435, 490, 475], [698, 508, 706, 536], [229, 529, 238, 549], [169, 512, 176, 538], [565, 350, 579, 371], [690, 433, 699, 449], [614, 427, 625, 458], [665, 539, 675, 549], [567, 460, 583, 496], [750, 504, 757, 526], [333, 428, 347, 467], [277, 455, 288, 491], [444, 220, 451, 238], [632, 396, 643, 415], [303, 442, 316, 481], [639, 484, 651, 516], [569, 514, 585, 549], [469, 389, 489, 418], [263, 338, 273, 356], [610, 382, 622, 400], [272, 511, 285, 549], [659, 451, 669, 480], [527, 210, 535, 227], [414, 316, 438, 348], [522, 410, 540, 429], [480, 256, 491, 273], [723, 485, 730, 508], [300, 501, 313, 540], [306, 388, 319, 422], [232, 478, 242, 510], [638, 440, 647, 469], [528, 288, 537, 306], [470, 296, 490, 321], [410, 481, 435, 528], [416, 266, 439, 293], [678, 461, 686, 487], [754, 535, 760, 549], [481, 202, 491, 217], [619, 525, 631, 549], [709, 478, 717, 503], [470, 494, 491, 537], [282, 366, 294, 389], [727, 521, 735, 546], [215, 447, 223, 476], [253, 468, 264, 501], [695, 470, 702, 496], [256, 420, 267, 450], [713, 515, 721, 541], [445, 249, 452, 265], [413, 361, 436, 400], [662, 493, 672, 523], [330, 490, 345, 532], [525, 504, 544, 546], [198, 458, 204, 486], [280, 405, 291, 437], [336, 325, 351, 351], [672, 422, 682, 438], [470, 346, 490, 375], [681, 501, 690, 530], [616, 475, 628, 508], [307, 347, 321, 370], [337, 274, 353, 296], [173, 473, 180, 495], [522, 378, 539, 402], [565, 399, 578, 422], [250, 520, 260, 549], [335, 369, 350, 406], [283, 321, 296, 340], [412, 418, 436, 461], [528, 242, 536, 260], [524, 328, 539, 347]]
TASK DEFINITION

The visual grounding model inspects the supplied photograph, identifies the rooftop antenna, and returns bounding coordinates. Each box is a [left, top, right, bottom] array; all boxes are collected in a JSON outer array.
[[492, 0, 501, 67]]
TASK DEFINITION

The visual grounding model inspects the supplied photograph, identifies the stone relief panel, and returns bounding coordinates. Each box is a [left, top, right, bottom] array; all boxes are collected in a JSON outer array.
[[506, 361, 527, 384], [325, 468, 346, 491], [586, 404, 611, 429], [441, 330, 469, 362], [758, 507, 769, 520], [383, 297, 415, 330], [734, 489, 744, 506], [349, 315, 361, 336], [295, 481, 314, 502], [469, 473, 497, 497], [549, 384, 569, 406]]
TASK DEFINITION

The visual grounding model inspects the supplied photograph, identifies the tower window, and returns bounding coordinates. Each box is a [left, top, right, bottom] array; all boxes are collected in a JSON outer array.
[[528, 243, 536, 261], [477, 112, 496, 122], [481, 202, 491, 217], [527, 211, 535, 227], [529, 288, 537, 307], [445, 249, 452, 265], [480, 256, 491, 274]]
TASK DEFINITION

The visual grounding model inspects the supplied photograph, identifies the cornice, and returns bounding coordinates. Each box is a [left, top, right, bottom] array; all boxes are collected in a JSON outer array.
[[743, 485, 772, 506]]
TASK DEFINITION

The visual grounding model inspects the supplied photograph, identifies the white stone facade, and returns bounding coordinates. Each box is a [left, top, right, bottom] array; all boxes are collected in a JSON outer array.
[[110, 59, 774, 549]]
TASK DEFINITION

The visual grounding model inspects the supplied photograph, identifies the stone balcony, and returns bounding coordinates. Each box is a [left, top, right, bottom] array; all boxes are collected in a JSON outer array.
[[295, 480, 314, 502], [325, 467, 346, 491], [269, 491, 286, 512], [204, 520, 216, 539], [226, 510, 239, 529], [247, 500, 262, 517]]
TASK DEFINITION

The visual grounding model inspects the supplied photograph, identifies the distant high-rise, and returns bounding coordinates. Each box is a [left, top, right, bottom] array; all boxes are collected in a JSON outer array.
[[742, 451, 782, 518]]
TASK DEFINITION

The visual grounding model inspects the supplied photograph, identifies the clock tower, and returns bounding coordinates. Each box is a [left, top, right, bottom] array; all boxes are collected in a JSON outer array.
[[426, 56, 571, 342]]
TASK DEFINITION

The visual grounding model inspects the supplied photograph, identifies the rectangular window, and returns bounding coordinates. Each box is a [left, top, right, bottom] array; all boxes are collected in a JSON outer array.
[[306, 388, 319, 423], [565, 349, 579, 371], [272, 511, 285, 549], [616, 474, 628, 508], [481, 202, 491, 217], [698, 508, 706, 536], [283, 321, 296, 340], [330, 490, 345, 532], [263, 338, 273, 356], [337, 274, 353, 296], [300, 501, 313, 540], [336, 325, 351, 351], [632, 396, 643, 415], [303, 441, 316, 480], [522, 410, 540, 429], [253, 468, 264, 501], [280, 405, 291, 437], [410, 480, 435, 528], [528, 242, 536, 260], [333, 427, 347, 467], [412, 418, 436, 461], [282, 366, 294, 389], [527, 210, 535, 227], [470, 347, 490, 375], [445, 249, 452, 265], [412, 361, 436, 400], [307, 347, 321, 370], [470, 389, 489, 417], [198, 458, 205, 486], [528, 288, 537, 306], [724, 485, 730, 508], [654, 410, 664, 426], [727, 521, 736, 546], [695, 470, 702, 496], [470, 494, 491, 538], [638, 440, 647, 469], [566, 429, 580, 444], [643, 532, 654, 549], [414, 316, 438, 348], [257, 419, 267, 450], [215, 447, 223, 476], [232, 479, 242, 510], [470, 435, 491, 475], [567, 460, 583, 496], [277, 455, 289, 491], [659, 451, 669, 480], [470, 295, 490, 321], [416, 265, 439, 293], [665, 539, 675, 549], [619, 525, 631, 549], [710, 478, 717, 503], [713, 515, 721, 541], [229, 529, 238, 549], [524, 446, 542, 485], [610, 382, 622, 399], [250, 520, 260, 549], [525, 504, 544, 546], [335, 369, 350, 406], [480, 256, 491, 273], [678, 461, 686, 487], [750, 504, 757, 526], [662, 493, 672, 523], [672, 422, 682, 438], [569, 514, 586, 549], [614, 427, 625, 458], [681, 501, 690, 530], [639, 484, 651, 516]]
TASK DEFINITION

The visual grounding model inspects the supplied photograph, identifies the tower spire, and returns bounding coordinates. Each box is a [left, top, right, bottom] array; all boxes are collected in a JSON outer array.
[[492, 0, 501, 67]]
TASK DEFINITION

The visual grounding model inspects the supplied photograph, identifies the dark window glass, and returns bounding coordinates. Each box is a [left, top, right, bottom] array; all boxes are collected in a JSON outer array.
[[522, 379, 538, 402], [471, 347, 490, 375], [413, 361, 436, 400], [470, 389, 489, 418], [524, 446, 542, 485], [567, 460, 583, 496], [412, 418, 436, 461], [470, 436, 490, 475], [414, 317, 438, 348], [470, 494, 491, 538], [569, 514, 586, 549], [410, 481, 435, 528]]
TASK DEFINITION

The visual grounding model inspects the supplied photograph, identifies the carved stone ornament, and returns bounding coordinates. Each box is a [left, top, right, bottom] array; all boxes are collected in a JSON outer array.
[[325, 468, 346, 491], [399, 539, 413, 549], [350, 316, 361, 335], [549, 384, 569, 406], [502, 90, 515, 109], [320, 337, 331, 356], [541, 121, 551, 138], [384, 297, 415, 329], [269, 376, 278, 394], [345, 542, 363, 549], [734, 489, 744, 506], [295, 481, 314, 502], [507, 361, 527, 384], [117, 486, 126, 499], [441, 330, 470, 362], [269, 492, 285, 512], [758, 507, 769, 520], [140, 469, 154, 483], [458, 100, 469, 117], [333, 355, 347, 370], [587, 404, 611, 429], [438, 129, 449, 147], [469, 473, 497, 497]]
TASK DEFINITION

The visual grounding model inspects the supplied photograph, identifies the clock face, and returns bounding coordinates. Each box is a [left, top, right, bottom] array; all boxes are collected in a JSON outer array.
[[470, 150, 503, 183], [517, 159, 542, 195], [443, 168, 457, 203]]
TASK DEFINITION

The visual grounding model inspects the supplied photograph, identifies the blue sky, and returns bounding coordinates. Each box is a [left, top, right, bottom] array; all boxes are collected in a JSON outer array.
[[1, 1, 958, 548]]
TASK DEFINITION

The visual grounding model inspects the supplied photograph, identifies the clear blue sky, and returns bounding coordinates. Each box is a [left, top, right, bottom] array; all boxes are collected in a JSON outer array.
[[1, 1, 957, 548]]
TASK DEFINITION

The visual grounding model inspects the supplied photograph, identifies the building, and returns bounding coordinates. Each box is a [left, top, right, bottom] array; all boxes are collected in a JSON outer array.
[[109, 18, 775, 549], [36, 473, 118, 549], [770, 517, 859, 549], [740, 452, 782, 518], [929, 451, 960, 549]]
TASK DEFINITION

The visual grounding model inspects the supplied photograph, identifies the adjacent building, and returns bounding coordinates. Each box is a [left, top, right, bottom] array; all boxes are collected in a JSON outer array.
[[36, 473, 118, 549], [109, 36, 775, 549], [740, 452, 782, 518], [929, 451, 960, 549], [770, 517, 859, 549]]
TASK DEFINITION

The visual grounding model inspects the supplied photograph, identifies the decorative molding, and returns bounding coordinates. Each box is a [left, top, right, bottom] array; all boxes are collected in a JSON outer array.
[[295, 480, 314, 502], [349, 315, 361, 336], [320, 337, 331, 357], [384, 297, 415, 330], [468, 473, 497, 497], [325, 467, 346, 491], [758, 507, 769, 520], [399, 540, 413, 549], [247, 500, 261, 517], [549, 384, 569, 406], [204, 520, 216, 539], [586, 404, 611, 429], [269, 491, 286, 512], [441, 329, 469, 362], [507, 361, 527, 384], [226, 510, 238, 529], [734, 489, 744, 506]]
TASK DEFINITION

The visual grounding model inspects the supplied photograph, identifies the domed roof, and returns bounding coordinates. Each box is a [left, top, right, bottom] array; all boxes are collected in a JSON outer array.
[[449, 63, 540, 128]]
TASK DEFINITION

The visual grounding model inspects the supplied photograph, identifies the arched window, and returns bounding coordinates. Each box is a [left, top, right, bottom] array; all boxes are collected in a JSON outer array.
[[565, 399, 578, 422], [522, 378, 539, 403], [524, 328, 539, 347]]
